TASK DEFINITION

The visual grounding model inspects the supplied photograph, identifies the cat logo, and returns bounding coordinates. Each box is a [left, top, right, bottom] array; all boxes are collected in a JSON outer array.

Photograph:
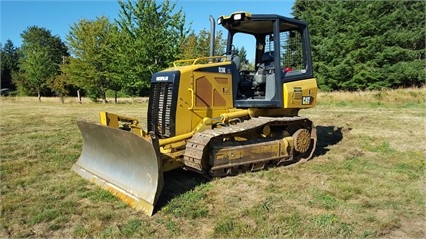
[[302, 96, 313, 105], [156, 76, 169, 81]]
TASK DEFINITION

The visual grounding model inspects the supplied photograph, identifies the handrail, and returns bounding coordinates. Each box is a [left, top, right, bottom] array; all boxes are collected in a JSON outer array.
[[188, 88, 194, 110], [173, 56, 228, 67], [173, 59, 197, 67], [193, 56, 227, 65]]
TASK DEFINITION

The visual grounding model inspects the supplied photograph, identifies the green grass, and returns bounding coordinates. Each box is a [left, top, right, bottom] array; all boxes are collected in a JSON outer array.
[[163, 183, 211, 219], [1, 88, 425, 238]]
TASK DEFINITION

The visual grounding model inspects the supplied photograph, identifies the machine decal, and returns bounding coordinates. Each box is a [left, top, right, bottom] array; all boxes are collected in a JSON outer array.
[[293, 87, 302, 99], [156, 76, 169, 81], [302, 96, 313, 105]]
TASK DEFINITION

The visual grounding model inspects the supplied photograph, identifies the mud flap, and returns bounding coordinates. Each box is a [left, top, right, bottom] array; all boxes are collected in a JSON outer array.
[[72, 121, 163, 216]]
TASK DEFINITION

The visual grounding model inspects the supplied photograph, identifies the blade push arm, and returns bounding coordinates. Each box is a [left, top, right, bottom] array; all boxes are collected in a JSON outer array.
[[99, 111, 147, 137]]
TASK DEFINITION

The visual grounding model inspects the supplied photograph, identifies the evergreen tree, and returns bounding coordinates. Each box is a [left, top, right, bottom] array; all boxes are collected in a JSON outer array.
[[292, 0, 425, 90], [0, 40, 20, 91], [231, 46, 249, 70]]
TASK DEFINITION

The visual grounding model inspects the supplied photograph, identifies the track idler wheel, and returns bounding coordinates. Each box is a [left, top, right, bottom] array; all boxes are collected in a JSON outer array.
[[293, 128, 311, 153]]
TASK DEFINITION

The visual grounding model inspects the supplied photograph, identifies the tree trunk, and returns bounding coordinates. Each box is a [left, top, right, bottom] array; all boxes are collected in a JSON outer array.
[[114, 91, 118, 104], [77, 89, 81, 104], [60, 93, 65, 104], [38, 90, 41, 102], [102, 91, 107, 104]]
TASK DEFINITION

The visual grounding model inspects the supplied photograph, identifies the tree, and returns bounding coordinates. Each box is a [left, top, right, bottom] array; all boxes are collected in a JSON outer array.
[[48, 57, 70, 104], [292, 0, 425, 90], [179, 29, 226, 60], [18, 26, 68, 101], [1, 40, 20, 91], [226, 45, 250, 70], [116, 0, 189, 95], [65, 16, 121, 103]]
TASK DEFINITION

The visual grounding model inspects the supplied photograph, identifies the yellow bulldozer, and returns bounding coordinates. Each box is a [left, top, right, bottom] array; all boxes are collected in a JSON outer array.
[[72, 12, 318, 216]]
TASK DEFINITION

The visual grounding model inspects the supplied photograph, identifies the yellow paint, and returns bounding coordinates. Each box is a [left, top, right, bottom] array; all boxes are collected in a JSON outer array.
[[104, 184, 154, 216], [283, 78, 318, 109], [220, 110, 250, 123], [159, 131, 195, 146], [167, 61, 235, 136], [99, 111, 119, 128]]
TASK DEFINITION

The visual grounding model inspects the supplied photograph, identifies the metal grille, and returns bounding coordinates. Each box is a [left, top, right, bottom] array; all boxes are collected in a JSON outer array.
[[148, 82, 174, 138], [265, 31, 304, 70], [280, 31, 304, 70]]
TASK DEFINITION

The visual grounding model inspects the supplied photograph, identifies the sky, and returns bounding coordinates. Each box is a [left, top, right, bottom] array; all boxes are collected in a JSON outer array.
[[0, 0, 295, 58]]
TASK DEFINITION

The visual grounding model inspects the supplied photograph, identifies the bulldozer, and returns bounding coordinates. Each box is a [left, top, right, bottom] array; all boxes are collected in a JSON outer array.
[[72, 12, 318, 216]]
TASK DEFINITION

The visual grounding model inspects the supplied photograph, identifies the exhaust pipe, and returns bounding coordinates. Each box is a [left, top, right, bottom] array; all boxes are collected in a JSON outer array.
[[209, 15, 215, 62]]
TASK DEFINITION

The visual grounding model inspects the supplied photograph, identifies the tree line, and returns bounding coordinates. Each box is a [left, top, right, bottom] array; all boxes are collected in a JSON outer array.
[[292, 0, 425, 90], [1, 0, 230, 102], [1, 0, 424, 101]]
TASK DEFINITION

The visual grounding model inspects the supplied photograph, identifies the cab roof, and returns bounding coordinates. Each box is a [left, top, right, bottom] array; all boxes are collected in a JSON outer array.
[[217, 12, 307, 35]]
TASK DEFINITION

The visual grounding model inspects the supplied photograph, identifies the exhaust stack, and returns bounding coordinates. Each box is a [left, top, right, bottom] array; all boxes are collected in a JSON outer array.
[[209, 15, 215, 62]]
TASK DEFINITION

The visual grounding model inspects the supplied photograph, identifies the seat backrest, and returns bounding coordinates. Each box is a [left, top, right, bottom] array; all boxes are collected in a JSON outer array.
[[261, 51, 274, 66], [232, 55, 241, 72]]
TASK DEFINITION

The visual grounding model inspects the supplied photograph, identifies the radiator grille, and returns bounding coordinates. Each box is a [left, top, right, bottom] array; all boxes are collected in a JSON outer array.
[[148, 82, 174, 138]]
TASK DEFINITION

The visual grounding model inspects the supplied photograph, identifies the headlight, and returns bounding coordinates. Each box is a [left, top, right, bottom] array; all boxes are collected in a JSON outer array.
[[217, 17, 223, 25], [233, 13, 242, 20]]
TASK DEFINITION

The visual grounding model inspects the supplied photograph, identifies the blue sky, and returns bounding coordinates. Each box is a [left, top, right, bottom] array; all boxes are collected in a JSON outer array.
[[1, 0, 295, 58]]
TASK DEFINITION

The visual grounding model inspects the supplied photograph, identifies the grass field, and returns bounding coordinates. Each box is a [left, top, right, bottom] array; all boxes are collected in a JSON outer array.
[[1, 88, 425, 238]]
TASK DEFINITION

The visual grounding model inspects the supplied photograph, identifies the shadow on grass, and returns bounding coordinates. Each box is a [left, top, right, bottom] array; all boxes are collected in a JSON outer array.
[[314, 125, 345, 156], [155, 168, 208, 212], [154, 125, 346, 213]]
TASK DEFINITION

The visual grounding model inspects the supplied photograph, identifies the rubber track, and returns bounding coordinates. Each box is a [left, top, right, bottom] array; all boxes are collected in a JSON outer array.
[[183, 116, 311, 176]]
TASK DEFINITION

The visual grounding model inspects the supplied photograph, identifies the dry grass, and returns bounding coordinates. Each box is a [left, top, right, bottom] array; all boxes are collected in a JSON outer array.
[[317, 87, 425, 107], [1, 96, 149, 104], [1, 88, 425, 238]]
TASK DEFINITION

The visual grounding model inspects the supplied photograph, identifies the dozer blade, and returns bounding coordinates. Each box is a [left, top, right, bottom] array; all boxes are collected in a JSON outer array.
[[72, 120, 163, 216]]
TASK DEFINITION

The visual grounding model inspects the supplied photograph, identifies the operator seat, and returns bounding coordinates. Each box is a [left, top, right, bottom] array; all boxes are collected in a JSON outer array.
[[261, 51, 274, 69], [229, 55, 241, 72], [253, 51, 275, 85]]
